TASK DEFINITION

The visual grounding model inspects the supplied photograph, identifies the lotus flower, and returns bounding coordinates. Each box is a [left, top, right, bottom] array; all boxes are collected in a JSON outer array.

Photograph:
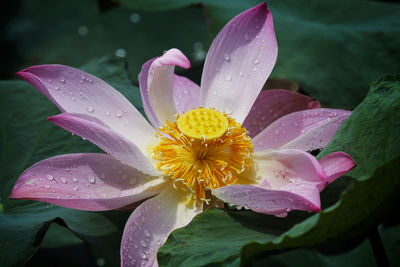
[[10, 3, 355, 267]]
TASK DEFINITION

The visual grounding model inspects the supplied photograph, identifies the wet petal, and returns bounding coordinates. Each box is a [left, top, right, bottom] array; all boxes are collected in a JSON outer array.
[[253, 109, 350, 151], [201, 3, 277, 122], [120, 187, 201, 267], [243, 90, 320, 137], [49, 113, 160, 176], [139, 49, 191, 128], [213, 184, 320, 216], [17, 64, 155, 149], [253, 149, 326, 189], [10, 153, 166, 211], [173, 74, 200, 113]]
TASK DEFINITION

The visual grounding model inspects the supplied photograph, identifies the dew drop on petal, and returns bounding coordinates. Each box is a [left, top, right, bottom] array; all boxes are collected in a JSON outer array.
[[46, 174, 54, 181], [116, 110, 123, 118], [87, 106, 94, 113], [72, 177, 78, 183], [225, 74, 232, 81], [87, 175, 96, 183], [60, 177, 67, 184], [140, 240, 147, 247], [144, 230, 150, 237]]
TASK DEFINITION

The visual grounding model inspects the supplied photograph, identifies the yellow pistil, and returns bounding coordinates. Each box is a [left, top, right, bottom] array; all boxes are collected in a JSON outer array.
[[177, 108, 229, 140], [150, 108, 253, 205]]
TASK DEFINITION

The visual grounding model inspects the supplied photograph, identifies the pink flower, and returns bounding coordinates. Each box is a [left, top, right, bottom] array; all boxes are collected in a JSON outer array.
[[10, 3, 355, 267]]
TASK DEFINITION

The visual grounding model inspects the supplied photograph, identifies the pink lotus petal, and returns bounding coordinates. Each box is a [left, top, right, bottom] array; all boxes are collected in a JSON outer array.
[[200, 3, 278, 123], [139, 49, 191, 128], [17, 64, 155, 150], [253, 109, 350, 151], [49, 113, 160, 176], [254, 149, 327, 189], [212, 184, 320, 215], [173, 74, 200, 113], [318, 151, 356, 188], [120, 188, 201, 267], [243, 90, 320, 137], [10, 153, 166, 211]]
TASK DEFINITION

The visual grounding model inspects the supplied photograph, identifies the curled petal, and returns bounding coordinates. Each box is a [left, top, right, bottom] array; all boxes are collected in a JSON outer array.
[[318, 151, 356, 188], [243, 90, 320, 137], [201, 3, 278, 123], [139, 49, 191, 128], [17, 64, 155, 149], [253, 109, 350, 151], [49, 113, 160, 176], [173, 74, 200, 113], [120, 187, 201, 267], [213, 184, 320, 216], [10, 153, 166, 211]]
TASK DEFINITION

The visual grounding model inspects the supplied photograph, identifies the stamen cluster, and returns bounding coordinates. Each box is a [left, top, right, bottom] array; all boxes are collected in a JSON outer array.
[[150, 109, 253, 204]]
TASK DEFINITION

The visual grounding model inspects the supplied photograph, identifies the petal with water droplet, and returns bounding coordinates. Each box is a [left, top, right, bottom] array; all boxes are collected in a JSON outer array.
[[49, 113, 160, 176], [243, 90, 320, 137], [121, 187, 201, 267], [139, 49, 191, 128], [252, 149, 327, 190], [253, 108, 350, 151], [10, 153, 167, 211], [17, 64, 154, 152], [200, 3, 277, 123], [173, 74, 200, 113], [212, 184, 320, 216]]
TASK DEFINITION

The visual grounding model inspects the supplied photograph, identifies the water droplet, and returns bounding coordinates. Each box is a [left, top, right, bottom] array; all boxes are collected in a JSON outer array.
[[87, 106, 94, 113], [140, 239, 147, 247], [239, 71, 244, 76], [44, 185, 50, 189], [224, 53, 230, 61], [72, 177, 78, 183], [253, 59, 260, 65], [144, 230, 150, 237], [87, 175, 96, 183], [54, 86, 60, 90], [244, 33, 250, 40], [60, 78, 65, 83], [140, 252, 147, 259], [225, 74, 232, 81], [73, 186, 79, 191], [106, 112, 110, 116], [115, 110, 123, 118], [46, 174, 54, 181], [252, 67, 258, 72], [60, 177, 67, 184]]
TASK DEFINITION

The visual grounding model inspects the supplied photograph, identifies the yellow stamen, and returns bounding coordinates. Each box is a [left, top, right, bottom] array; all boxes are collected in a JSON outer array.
[[150, 108, 253, 204]]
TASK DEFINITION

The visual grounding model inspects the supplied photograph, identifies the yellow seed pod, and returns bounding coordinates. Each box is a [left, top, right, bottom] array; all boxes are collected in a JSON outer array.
[[177, 108, 229, 140]]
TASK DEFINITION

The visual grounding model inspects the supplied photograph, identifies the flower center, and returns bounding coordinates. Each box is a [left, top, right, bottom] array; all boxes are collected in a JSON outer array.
[[150, 108, 253, 204]]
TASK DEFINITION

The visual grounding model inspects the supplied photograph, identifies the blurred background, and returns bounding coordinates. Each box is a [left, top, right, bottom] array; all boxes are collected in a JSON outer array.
[[1, 0, 399, 266]]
